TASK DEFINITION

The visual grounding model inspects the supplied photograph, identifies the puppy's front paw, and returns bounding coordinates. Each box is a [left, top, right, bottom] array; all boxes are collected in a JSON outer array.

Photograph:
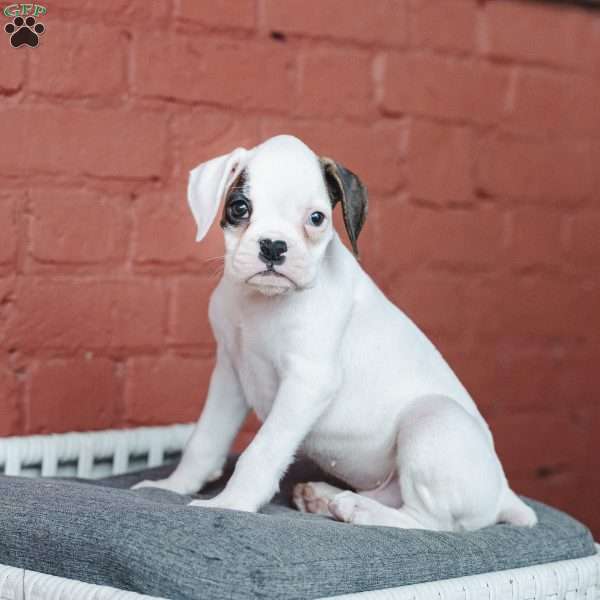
[[131, 477, 201, 495]]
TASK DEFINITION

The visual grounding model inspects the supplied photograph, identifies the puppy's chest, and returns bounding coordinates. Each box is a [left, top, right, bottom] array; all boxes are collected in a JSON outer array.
[[224, 314, 287, 421]]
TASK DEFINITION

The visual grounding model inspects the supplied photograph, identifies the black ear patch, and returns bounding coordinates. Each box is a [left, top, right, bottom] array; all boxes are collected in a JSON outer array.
[[320, 157, 368, 256]]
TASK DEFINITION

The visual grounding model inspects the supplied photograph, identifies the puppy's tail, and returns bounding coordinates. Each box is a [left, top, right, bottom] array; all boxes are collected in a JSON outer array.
[[497, 488, 538, 527]]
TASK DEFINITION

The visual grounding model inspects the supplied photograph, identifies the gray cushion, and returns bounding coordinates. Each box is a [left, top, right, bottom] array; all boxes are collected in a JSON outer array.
[[0, 457, 595, 600]]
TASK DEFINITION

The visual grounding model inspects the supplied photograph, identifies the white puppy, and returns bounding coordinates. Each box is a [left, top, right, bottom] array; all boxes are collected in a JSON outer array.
[[134, 135, 537, 531]]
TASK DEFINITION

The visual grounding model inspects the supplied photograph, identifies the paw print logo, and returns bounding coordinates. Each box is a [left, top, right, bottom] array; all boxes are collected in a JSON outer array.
[[4, 16, 45, 48]]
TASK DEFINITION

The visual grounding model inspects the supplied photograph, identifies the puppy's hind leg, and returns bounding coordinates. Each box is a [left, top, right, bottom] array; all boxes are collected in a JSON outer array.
[[330, 395, 514, 531], [293, 481, 345, 516], [498, 488, 537, 526], [392, 394, 510, 532], [329, 492, 433, 529]]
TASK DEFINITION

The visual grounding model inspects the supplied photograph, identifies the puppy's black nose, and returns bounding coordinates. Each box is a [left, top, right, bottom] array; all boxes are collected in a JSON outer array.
[[258, 238, 287, 266]]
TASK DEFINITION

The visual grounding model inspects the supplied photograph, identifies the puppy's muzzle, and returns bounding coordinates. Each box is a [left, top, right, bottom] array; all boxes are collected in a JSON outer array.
[[258, 238, 287, 266]]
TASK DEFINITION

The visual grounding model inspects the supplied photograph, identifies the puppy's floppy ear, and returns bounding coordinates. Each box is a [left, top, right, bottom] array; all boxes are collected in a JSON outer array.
[[187, 147, 248, 242], [320, 157, 368, 256]]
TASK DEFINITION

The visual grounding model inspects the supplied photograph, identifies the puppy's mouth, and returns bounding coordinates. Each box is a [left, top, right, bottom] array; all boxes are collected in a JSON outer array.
[[245, 267, 297, 289]]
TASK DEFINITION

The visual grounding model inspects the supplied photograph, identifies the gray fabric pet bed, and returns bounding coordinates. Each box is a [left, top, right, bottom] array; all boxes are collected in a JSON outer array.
[[0, 457, 595, 600]]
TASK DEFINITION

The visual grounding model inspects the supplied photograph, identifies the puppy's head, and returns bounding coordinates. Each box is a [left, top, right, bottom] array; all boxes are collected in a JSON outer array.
[[188, 135, 367, 296]]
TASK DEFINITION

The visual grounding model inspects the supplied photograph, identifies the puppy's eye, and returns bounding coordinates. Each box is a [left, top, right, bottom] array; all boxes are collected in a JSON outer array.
[[230, 200, 249, 219], [226, 199, 251, 224], [308, 211, 326, 227]]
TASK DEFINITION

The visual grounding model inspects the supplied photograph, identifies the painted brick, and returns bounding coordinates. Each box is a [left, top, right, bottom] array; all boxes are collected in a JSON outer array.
[[0, 36, 25, 91], [463, 348, 585, 414], [0, 279, 15, 345], [580, 15, 600, 76], [506, 69, 600, 138], [133, 187, 198, 266], [591, 142, 600, 192], [0, 195, 17, 266], [29, 23, 126, 97], [169, 276, 216, 349], [555, 351, 599, 411], [175, 0, 256, 30], [567, 212, 600, 267], [125, 354, 214, 425], [27, 357, 121, 433], [263, 0, 409, 46], [133, 34, 294, 112], [51, 0, 171, 20], [0, 362, 21, 436], [469, 277, 600, 340], [481, 1, 584, 69], [7, 278, 167, 352], [507, 208, 565, 268], [382, 53, 510, 123], [111, 281, 168, 350], [379, 202, 505, 270], [29, 189, 128, 267], [489, 413, 588, 480], [0, 108, 167, 179], [297, 48, 374, 119], [410, 0, 477, 52], [406, 120, 473, 204], [476, 133, 593, 201]]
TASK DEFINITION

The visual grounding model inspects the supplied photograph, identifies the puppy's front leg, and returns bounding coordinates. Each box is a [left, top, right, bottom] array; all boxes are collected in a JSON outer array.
[[133, 348, 248, 495], [190, 366, 337, 512]]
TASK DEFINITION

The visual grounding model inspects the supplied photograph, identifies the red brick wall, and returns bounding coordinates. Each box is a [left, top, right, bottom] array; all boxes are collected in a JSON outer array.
[[1, 1, 599, 532]]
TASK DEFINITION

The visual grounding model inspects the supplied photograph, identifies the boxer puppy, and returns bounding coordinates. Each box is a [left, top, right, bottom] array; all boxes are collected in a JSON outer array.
[[134, 135, 536, 531]]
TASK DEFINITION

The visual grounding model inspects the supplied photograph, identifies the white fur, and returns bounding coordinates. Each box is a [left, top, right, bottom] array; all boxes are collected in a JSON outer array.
[[133, 135, 536, 531]]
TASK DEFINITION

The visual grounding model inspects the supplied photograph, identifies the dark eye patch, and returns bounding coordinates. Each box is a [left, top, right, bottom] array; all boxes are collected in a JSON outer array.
[[221, 170, 252, 228]]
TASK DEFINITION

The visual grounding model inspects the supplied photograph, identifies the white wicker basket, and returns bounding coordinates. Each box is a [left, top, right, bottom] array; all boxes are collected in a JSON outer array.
[[328, 549, 600, 599], [0, 426, 598, 600], [0, 562, 165, 599], [0, 424, 194, 479]]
